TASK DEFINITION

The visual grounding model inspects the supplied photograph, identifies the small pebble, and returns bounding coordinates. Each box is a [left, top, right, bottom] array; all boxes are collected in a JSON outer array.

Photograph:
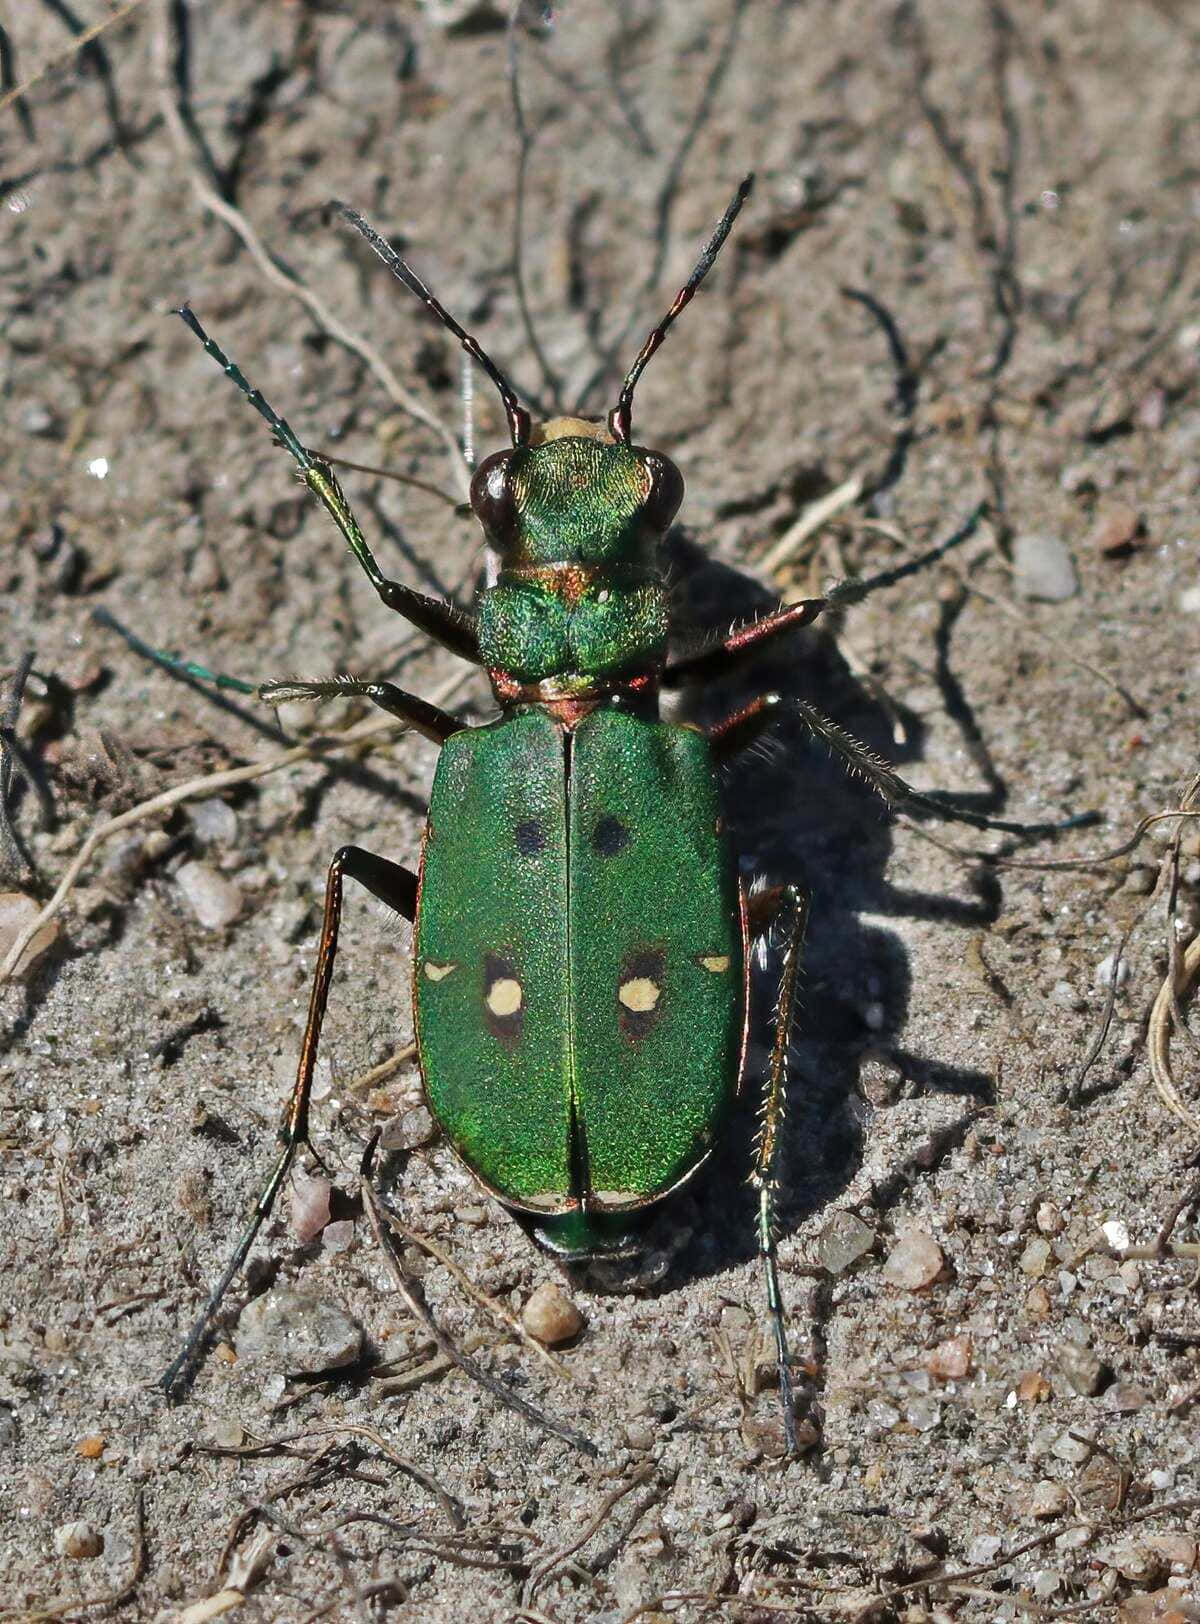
[[23, 402, 56, 435], [1137, 388, 1165, 430], [321, 1219, 356, 1254], [1036, 1201, 1064, 1236], [865, 1397, 900, 1432], [1102, 1381, 1149, 1413], [186, 544, 224, 592], [1013, 534, 1079, 602], [1026, 1284, 1053, 1319], [1058, 1337, 1108, 1396], [967, 1535, 1004, 1565], [1052, 1429, 1092, 1464], [1101, 1538, 1168, 1587], [1050, 978, 1082, 1010], [207, 1417, 245, 1450], [1101, 1219, 1130, 1250], [818, 1210, 876, 1275], [1030, 1479, 1071, 1519], [1021, 1236, 1053, 1277], [187, 798, 238, 847], [1017, 1369, 1052, 1404], [926, 1335, 971, 1380], [75, 1434, 105, 1460], [236, 1287, 363, 1374], [521, 1282, 584, 1346], [54, 1521, 103, 1559], [0, 892, 60, 978], [1095, 952, 1131, 989], [882, 1227, 945, 1290], [175, 862, 242, 929], [381, 1104, 435, 1150], [1088, 502, 1143, 557], [905, 1396, 941, 1432], [859, 1049, 904, 1105], [1141, 1534, 1198, 1573], [289, 1172, 332, 1244], [1180, 584, 1200, 614]]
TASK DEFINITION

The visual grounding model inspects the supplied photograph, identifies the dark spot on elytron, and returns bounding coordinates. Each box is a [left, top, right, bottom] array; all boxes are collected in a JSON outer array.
[[618, 945, 666, 1041], [483, 950, 524, 1048], [593, 815, 630, 856], [515, 818, 545, 856]]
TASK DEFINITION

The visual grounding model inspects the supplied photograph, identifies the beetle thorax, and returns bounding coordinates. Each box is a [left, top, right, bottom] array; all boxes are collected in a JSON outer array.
[[473, 433, 684, 697]]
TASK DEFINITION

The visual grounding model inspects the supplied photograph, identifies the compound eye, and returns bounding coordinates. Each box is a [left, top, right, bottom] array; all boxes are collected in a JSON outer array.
[[469, 450, 517, 545], [642, 454, 685, 534]]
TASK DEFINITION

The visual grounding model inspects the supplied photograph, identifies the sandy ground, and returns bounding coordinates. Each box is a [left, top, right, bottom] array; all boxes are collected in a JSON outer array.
[[3, 2, 1199, 1619]]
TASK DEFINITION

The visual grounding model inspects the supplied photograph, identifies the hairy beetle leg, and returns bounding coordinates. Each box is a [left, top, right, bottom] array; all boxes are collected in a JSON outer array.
[[711, 692, 1096, 838], [745, 881, 809, 1457], [161, 845, 419, 1397], [260, 677, 468, 744]]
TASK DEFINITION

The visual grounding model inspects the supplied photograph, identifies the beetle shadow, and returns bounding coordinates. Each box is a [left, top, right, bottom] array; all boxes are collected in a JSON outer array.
[[582, 530, 1003, 1311]]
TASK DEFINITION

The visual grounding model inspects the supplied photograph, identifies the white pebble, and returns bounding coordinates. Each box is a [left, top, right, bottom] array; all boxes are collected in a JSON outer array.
[[175, 861, 242, 929], [1094, 952, 1130, 989], [1013, 534, 1079, 602], [187, 798, 238, 846]]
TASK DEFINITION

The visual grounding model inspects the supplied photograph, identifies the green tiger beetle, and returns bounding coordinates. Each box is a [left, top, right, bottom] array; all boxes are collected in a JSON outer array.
[[157, 176, 1090, 1451]]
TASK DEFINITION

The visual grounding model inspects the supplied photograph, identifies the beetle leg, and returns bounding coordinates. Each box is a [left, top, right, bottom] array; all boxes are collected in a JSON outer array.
[[746, 880, 809, 1456], [664, 505, 991, 689], [175, 307, 482, 665], [260, 678, 469, 744], [662, 599, 828, 686], [161, 845, 418, 1397], [710, 693, 1097, 838]]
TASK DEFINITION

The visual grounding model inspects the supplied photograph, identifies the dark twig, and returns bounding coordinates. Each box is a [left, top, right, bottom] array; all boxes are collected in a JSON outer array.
[[0, 653, 46, 888]]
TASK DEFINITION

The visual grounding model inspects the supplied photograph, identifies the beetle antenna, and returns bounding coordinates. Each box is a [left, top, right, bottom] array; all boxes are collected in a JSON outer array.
[[331, 201, 532, 448], [609, 173, 753, 444]]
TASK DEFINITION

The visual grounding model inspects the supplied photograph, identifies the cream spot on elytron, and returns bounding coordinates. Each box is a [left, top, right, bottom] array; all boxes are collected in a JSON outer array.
[[699, 954, 730, 973], [423, 960, 457, 981], [486, 977, 523, 1017], [618, 977, 661, 1013]]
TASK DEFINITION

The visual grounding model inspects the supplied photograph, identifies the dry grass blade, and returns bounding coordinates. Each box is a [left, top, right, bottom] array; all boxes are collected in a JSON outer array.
[[0, 665, 475, 985], [899, 806, 1200, 872], [0, 713, 393, 984], [360, 1144, 598, 1457], [173, 1527, 276, 1624], [1150, 932, 1200, 1136], [375, 1205, 574, 1381], [0, 0, 149, 117], [198, 1423, 466, 1530], [760, 473, 865, 575], [150, 0, 469, 496], [520, 1464, 655, 1608]]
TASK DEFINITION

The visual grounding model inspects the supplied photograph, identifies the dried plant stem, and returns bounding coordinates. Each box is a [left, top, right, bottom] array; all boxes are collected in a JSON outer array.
[[150, 0, 469, 497], [0, 666, 474, 986], [0, 0, 149, 117]]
